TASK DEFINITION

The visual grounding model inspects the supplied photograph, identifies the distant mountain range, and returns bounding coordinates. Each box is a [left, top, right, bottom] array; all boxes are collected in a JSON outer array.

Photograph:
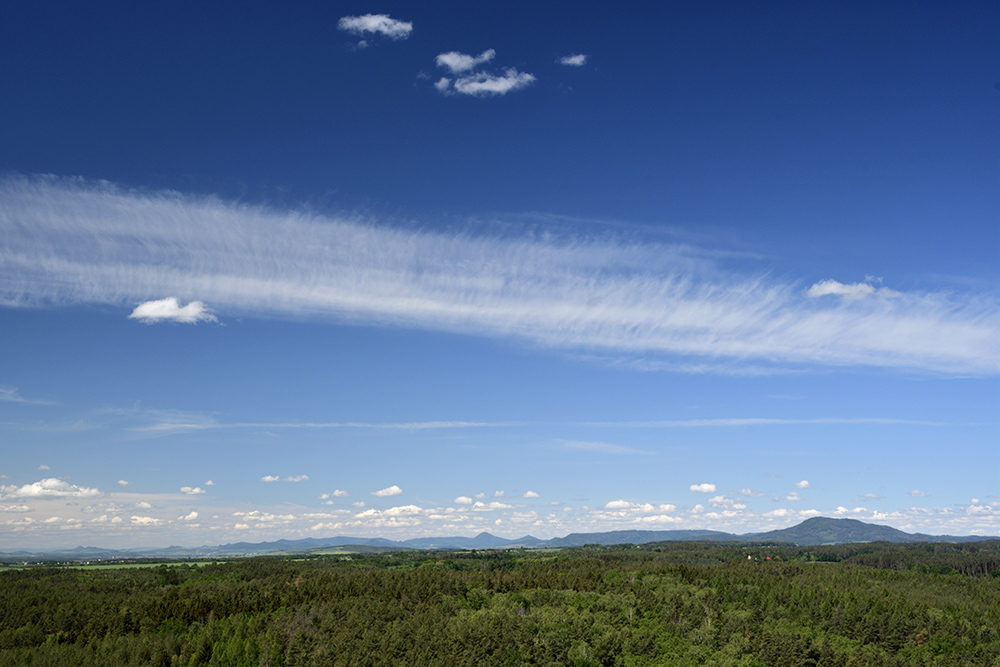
[[3, 517, 996, 561]]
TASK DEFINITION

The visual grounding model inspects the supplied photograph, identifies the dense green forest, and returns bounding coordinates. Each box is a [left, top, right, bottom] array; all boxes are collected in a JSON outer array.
[[2, 540, 1000, 666]]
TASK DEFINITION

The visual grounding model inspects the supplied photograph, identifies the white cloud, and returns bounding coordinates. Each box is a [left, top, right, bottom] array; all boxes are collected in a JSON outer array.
[[451, 69, 535, 97], [523, 490, 540, 498], [807, 279, 901, 301], [794, 480, 810, 489], [0, 504, 32, 513], [337, 14, 412, 40], [561, 440, 650, 455], [908, 489, 930, 497], [435, 49, 495, 74], [454, 496, 474, 505], [131, 516, 162, 526], [261, 475, 280, 483], [604, 499, 632, 510], [129, 297, 216, 324], [179, 486, 205, 495], [558, 54, 587, 66], [0, 478, 100, 499], [372, 485, 402, 497], [690, 483, 716, 493], [3, 176, 998, 375]]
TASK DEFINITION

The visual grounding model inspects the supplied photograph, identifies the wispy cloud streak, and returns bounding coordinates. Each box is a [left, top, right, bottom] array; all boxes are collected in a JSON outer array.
[[2, 176, 998, 374]]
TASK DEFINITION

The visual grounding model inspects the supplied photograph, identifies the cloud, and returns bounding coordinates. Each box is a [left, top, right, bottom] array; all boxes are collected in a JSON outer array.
[[0, 504, 32, 513], [561, 440, 650, 455], [558, 54, 587, 66], [449, 69, 535, 97], [436, 49, 495, 74], [179, 486, 205, 495], [261, 475, 280, 483], [337, 14, 412, 40], [794, 480, 810, 489], [372, 485, 402, 497], [690, 483, 716, 493], [807, 279, 901, 301], [523, 490, 541, 498], [131, 516, 162, 526], [0, 478, 100, 499], [129, 297, 216, 324], [3, 176, 998, 375]]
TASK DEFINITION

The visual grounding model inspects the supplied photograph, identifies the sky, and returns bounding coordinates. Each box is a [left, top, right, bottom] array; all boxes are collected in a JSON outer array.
[[1, 1, 998, 550]]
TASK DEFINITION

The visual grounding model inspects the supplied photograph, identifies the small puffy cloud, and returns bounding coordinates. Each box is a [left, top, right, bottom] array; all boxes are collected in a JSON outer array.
[[372, 485, 402, 497], [129, 297, 217, 324], [472, 501, 511, 511], [117, 480, 131, 487], [131, 516, 162, 526], [604, 499, 633, 510], [806, 280, 901, 301], [436, 49, 495, 74], [38, 464, 50, 470], [523, 490, 541, 498], [261, 475, 280, 483], [337, 14, 412, 40], [178, 511, 199, 521], [690, 483, 716, 493], [794, 480, 811, 489], [0, 504, 32, 513], [558, 54, 587, 66], [0, 478, 100, 499], [908, 489, 930, 497], [452, 69, 535, 97], [179, 486, 205, 495], [454, 496, 474, 505]]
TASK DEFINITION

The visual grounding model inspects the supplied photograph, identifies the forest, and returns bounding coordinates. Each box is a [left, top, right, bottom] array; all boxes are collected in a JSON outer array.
[[2, 539, 999, 666]]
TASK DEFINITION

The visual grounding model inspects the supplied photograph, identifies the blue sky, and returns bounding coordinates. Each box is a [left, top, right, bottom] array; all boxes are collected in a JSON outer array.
[[1, 1, 998, 549]]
